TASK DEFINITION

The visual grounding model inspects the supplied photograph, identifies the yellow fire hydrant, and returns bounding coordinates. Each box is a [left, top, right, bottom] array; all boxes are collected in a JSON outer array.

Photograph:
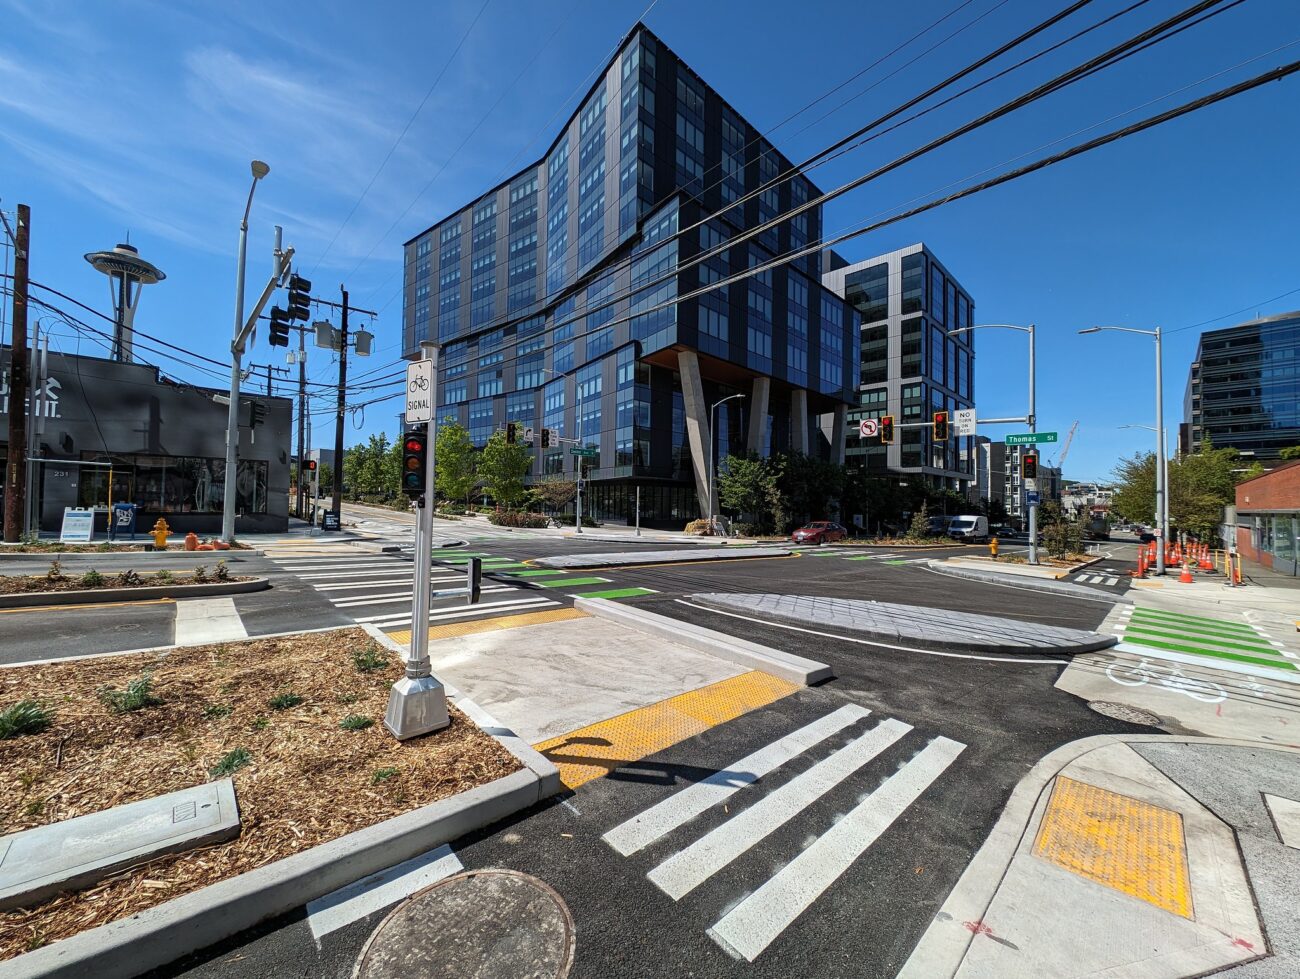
[[989, 537, 999, 560], [152, 518, 170, 550]]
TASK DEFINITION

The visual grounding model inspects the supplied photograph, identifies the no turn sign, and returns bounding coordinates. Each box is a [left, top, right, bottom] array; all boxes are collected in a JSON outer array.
[[859, 418, 879, 438]]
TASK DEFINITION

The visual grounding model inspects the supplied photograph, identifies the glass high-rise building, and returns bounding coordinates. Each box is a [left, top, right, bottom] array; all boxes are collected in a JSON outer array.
[[1182, 311, 1300, 460], [402, 25, 858, 526], [821, 243, 976, 489]]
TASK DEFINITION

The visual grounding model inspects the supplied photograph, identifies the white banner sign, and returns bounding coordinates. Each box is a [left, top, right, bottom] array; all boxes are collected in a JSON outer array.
[[405, 361, 435, 424], [858, 418, 879, 438], [954, 408, 976, 436]]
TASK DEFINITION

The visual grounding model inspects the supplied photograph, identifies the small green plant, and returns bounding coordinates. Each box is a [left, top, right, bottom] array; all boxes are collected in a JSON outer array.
[[116, 569, 142, 587], [371, 766, 399, 784], [192, 564, 209, 584], [268, 693, 303, 711], [46, 559, 64, 582], [250, 716, 269, 731], [0, 701, 54, 739], [209, 747, 251, 778], [213, 560, 231, 582], [335, 692, 361, 705], [80, 568, 105, 588], [24, 799, 45, 818], [97, 673, 161, 714], [340, 714, 374, 731], [96, 541, 115, 552], [203, 703, 232, 719], [351, 646, 388, 673], [154, 569, 173, 584]]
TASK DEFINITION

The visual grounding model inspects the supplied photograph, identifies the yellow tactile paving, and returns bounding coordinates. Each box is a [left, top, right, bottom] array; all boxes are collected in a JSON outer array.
[[533, 671, 800, 790], [1033, 775, 1192, 918], [383, 607, 588, 646]]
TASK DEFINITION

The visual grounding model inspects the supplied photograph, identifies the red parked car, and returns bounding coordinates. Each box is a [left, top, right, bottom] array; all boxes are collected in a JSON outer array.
[[791, 521, 847, 545]]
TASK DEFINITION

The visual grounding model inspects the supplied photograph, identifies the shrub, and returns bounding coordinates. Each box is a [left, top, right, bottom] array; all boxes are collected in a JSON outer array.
[[209, 748, 251, 778], [372, 766, 399, 784], [684, 518, 713, 536], [203, 703, 232, 719], [732, 522, 760, 537], [97, 672, 162, 713], [268, 693, 303, 711], [0, 700, 54, 739], [80, 568, 105, 588], [46, 560, 64, 583], [154, 569, 173, 584], [580, 515, 601, 528], [116, 569, 142, 587], [487, 510, 549, 528], [214, 560, 231, 582], [439, 502, 468, 515], [352, 646, 389, 673], [192, 565, 208, 584], [340, 714, 374, 731]]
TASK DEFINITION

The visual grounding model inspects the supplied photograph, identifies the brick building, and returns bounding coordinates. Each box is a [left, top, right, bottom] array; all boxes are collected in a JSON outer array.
[[1233, 462, 1300, 576]]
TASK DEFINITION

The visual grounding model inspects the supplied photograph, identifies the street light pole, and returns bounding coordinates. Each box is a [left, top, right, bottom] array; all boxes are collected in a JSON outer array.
[[1079, 325, 1167, 574], [709, 393, 745, 533], [222, 160, 269, 543]]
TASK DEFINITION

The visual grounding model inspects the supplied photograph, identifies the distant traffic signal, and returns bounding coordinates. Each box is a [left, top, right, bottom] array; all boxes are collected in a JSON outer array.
[[250, 401, 267, 428], [269, 306, 291, 347], [401, 432, 428, 497], [880, 415, 895, 444], [541, 428, 553, 448], [287, 274, 312, 321], [1022, 451, 1038, 480], [506, 422, 517, 445], [302, 459, 318, 474], [933, 410, 949, 441]]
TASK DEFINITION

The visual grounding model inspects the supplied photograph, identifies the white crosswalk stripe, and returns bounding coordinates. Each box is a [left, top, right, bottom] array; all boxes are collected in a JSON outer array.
[[602, 706, 964, 960], [1075, 573, 1120, 586]]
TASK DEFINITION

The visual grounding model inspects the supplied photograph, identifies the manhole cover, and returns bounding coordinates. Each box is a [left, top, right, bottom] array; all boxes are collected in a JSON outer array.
[[1088, 701, 1162, 726], [354, 869, 575, 979]]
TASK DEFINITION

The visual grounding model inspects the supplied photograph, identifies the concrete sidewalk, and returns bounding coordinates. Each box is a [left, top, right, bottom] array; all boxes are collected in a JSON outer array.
[[902, 735, 1300, 978]]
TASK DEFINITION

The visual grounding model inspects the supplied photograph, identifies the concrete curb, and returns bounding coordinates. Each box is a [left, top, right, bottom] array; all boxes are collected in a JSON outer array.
[[0, 576, 271, 609], [4, 632, 561, 979], [685, 593, 1117, 657], [574, 596, 832, 685], [534, 546, 794, 570], [926, 561, 1131, 605], [897, 734, 1300, 979], [0, 549, 264, 562]]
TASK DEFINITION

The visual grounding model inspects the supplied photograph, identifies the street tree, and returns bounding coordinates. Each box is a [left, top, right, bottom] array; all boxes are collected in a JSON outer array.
[[532, 478, 577, 514], [435, 421, 477, 504], [1280, 445, 1300, 460], [717, 454, 779, 532], [478, 430, 533, 509]]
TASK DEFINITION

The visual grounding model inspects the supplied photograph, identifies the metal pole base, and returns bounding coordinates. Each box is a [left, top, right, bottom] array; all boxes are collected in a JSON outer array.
[[384, 675, 450, 740]]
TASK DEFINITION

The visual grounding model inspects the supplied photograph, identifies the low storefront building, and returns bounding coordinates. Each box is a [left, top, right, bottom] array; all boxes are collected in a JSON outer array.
[[2, 346, 291, 536], [1234, 462, 1300, 576]]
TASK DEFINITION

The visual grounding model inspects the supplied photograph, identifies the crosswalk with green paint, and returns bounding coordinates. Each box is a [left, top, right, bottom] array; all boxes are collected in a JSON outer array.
[[1117, 606, 1297, 674]]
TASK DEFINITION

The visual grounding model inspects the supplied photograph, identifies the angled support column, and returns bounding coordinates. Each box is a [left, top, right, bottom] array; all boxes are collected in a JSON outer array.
[[677, 350, 713, 518], [830, 403, 848, 465], [746, 376, 771, 457], [790, 388, 809, 455]]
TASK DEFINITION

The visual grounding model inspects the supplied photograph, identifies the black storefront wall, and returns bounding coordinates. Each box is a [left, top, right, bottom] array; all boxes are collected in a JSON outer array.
[[1, 347, 292, 535]]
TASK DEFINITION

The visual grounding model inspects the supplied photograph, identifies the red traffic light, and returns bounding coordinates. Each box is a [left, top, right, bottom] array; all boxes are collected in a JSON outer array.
[[304, 459, 317, 473], [404, 437, 424, 453]]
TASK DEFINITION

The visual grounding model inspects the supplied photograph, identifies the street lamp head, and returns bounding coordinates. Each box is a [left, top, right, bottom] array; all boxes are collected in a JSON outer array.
[[1077, 327, 1101, 335], [250, 160, 270, 180]]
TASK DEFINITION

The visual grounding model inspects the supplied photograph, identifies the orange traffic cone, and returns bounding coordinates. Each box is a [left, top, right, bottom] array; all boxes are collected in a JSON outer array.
[[1198, 545, 1214, 571], [1179, 560, 1194, 584]]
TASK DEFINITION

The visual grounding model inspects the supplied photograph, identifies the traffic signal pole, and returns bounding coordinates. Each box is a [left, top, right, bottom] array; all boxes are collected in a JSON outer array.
[[3, 204, 29, 544], [332, 286, 348, 525], [1027, 324, 1038, 566]]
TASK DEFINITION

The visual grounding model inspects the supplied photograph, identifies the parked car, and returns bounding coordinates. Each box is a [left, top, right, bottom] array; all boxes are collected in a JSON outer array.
[[791, 521, 847, 545], [995, 526, 1020, 539], [948, 514, 989, 542], [1136, 530, 1158, 543]]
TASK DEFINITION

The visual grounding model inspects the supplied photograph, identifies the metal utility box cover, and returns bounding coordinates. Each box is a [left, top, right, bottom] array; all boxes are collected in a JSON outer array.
[[0, 780, 240, 911]]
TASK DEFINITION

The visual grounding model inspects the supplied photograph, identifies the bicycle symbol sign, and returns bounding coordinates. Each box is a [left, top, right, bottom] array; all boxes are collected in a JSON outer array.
[[405, 361, 435, 424]]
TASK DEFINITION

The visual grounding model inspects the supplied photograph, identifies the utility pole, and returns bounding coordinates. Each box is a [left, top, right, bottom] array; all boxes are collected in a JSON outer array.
[[296, 336, 307, 519], [333, 286, 349, 524], [4, 204, 30, 543]]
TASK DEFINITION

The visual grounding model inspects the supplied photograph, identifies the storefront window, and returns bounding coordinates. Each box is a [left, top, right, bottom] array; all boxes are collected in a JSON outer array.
[[77, 454, 268, 514]]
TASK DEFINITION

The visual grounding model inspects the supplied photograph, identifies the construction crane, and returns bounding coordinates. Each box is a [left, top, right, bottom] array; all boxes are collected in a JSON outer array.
[[1052, 420, 1080, 469]]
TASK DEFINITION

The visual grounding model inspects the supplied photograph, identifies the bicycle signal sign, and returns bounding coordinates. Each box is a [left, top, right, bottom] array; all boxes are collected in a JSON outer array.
[[859, 418, 879, 438], [405, 360, 434, 424]]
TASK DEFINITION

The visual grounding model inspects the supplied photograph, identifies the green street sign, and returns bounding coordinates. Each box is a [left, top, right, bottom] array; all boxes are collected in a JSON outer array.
[[1006, 432, 1058, 446], [570, 446, 598, 458]]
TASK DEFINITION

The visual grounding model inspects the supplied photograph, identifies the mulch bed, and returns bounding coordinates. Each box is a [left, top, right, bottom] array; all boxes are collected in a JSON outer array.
[[0, 627, 519, 961], [0, 569, 251, 595]]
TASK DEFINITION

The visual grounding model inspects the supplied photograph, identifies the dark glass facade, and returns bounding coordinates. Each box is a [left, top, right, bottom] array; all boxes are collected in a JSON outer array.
[[823, 245, 975, 487], [402, 26, 858, 526], [1182, 311, 1300, 460]]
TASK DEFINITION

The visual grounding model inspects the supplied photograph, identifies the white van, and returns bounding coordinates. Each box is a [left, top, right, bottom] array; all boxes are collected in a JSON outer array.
[[948, 514, 989, 542]]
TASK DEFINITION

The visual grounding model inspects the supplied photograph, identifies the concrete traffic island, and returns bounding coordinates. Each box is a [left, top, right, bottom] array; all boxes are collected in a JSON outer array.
[[927, 560, 1130, 604], [0, 574, 271, 609], [531, 545, 793, 570], [899, 736, 1299, 978], [686, 593, 1118, 655]]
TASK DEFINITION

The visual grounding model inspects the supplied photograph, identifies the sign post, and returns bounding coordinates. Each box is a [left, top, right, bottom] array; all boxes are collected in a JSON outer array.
[[386, 346, 449, 741]]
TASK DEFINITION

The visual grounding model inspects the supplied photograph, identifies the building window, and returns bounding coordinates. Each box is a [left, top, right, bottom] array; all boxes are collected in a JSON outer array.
[[443, 380, 468, 405], [478, 374, 503, 398], [553, 341, 574, 374], [844, 262, 888, 323], [468, 398, 495, 446], [586, 327, 613, 362]]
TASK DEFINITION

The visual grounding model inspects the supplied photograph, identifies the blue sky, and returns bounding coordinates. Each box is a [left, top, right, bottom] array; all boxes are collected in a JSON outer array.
[[2, 0, 1297, 481]]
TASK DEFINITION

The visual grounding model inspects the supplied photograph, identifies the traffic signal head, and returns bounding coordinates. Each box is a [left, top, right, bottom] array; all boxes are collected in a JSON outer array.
[[933, 410, 949, 441], [401, 432, 428, 497], [287, 274, 312, 321], [880, 415, 895, 444], [541, 428, 552, 448], [1022, 451, 1038, 480], [506, 422, 517, 445], [269, 306, 291, 348], [303, 459, 318, 474], [250, 402, 267, 428]]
